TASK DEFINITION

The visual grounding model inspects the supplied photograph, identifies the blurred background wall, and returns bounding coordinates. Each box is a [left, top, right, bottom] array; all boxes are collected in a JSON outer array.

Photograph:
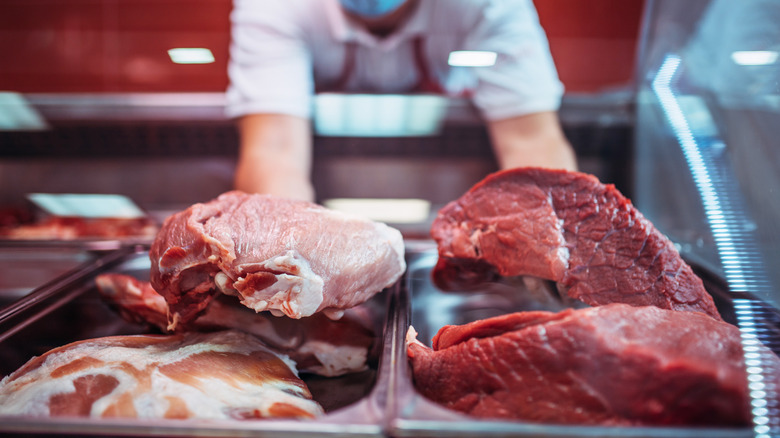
[[0, 0, 645, 210]]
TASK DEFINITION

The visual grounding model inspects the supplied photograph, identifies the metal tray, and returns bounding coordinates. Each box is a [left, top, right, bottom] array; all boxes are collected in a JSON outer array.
[[388, 245, 762, 438], [0, 245, 399, 437], [0, 241, 773, 437]]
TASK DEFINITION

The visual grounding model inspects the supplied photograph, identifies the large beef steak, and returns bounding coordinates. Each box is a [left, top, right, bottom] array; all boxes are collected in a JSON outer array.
[[431, 168, 721, 320], [407, 303, 753, 426]]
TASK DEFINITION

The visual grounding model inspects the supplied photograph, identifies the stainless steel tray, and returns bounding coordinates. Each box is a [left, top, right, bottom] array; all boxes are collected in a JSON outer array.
[[0, 245, 398, 437], [0, 242, 772, 437], [388, 246, 759, 438]]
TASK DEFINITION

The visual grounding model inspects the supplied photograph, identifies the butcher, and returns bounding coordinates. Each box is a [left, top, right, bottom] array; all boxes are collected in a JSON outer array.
[[226, 0, 577, 202]]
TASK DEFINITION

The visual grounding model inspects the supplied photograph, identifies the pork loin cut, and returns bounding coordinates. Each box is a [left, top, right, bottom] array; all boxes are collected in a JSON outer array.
[[96, 273, 376, 377], [407, 303, 753, 426], [0, 330, 323, 420], [149, 191, 405, 327], [431, 168, 721, 320]]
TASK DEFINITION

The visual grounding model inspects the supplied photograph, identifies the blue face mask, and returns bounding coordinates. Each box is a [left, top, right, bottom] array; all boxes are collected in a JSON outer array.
[[339, 0, 407, 18]]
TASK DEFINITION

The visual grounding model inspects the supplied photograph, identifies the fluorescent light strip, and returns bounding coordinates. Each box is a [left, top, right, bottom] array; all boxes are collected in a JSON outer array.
[[448, 50, 497, 67], [313, 94, 446, 137], [731, 50, 779, 66], [323, 198, 430, 223], [168, 48, 215, 64]]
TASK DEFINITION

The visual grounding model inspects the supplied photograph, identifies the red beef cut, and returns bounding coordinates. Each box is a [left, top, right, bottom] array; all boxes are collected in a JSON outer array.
[[407, 303, 753, 426], [431, 168, 721, 320], [149, 191, 405, 328]]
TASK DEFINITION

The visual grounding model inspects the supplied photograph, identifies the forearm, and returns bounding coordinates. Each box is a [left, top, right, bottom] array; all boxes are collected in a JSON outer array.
[[234, 114, 315, 202], [487, 111, 577, 172]]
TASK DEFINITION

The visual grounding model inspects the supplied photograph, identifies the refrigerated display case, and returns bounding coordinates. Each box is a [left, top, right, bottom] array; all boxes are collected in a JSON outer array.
[[1, 0, 776, 436]]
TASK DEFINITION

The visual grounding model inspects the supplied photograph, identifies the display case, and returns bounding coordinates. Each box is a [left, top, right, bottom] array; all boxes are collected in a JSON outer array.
[[633, 1, 780, 436], [0, 0, 776, 436]]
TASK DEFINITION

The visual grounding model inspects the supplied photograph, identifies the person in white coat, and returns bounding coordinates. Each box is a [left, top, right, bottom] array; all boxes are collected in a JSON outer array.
[[226, 0, 576, 202]]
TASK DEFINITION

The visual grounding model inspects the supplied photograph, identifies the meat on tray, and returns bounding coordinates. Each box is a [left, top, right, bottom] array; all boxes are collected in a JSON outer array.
[[407, 303, 755, 426], [431, 167, 721, 320], [0, 216, 158, 240], [150, 191, 405, 328], [408, 167, 768, 425], [96, 273, 376, 377], [0, 330, 323, 420]]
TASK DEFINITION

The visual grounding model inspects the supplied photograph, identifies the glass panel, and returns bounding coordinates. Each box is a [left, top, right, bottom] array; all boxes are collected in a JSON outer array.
[[635, 1, 780, 436]]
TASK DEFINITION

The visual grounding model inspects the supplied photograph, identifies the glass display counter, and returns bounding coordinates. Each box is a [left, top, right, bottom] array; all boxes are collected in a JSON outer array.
[[634, 1, 780, 436]]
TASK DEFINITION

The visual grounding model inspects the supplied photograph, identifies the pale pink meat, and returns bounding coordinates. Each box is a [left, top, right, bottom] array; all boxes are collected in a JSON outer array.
[[96, 273, 376, 377], [149, 191, 405, 327], [0, 330, 323, 420]]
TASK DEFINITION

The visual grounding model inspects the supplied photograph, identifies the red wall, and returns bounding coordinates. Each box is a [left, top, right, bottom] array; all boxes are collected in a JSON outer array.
[[535, 0, 645, 92], [0, 0, 231, 93], [0, 0, 644, 94]]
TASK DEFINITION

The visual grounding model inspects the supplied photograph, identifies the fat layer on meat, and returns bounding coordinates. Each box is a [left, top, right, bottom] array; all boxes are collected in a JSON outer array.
[[0, 330, 323, 420]]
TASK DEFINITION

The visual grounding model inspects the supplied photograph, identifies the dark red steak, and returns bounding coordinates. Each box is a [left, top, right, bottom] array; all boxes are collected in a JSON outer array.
[[431, 168, 721, 320], [407, 303, 753, 426]]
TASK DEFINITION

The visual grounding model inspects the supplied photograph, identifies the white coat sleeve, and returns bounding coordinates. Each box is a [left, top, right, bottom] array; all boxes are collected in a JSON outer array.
[[466, 0, 565, 121], [226, 0, 315, 119]]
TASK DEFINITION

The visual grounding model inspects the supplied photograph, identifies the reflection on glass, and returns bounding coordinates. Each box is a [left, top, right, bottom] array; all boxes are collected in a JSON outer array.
[[731, 50, 779, 66], [637, 1, 780, 436]]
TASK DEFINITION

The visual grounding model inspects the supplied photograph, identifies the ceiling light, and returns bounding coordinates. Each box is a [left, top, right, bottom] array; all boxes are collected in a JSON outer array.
[[167, 48, 215, 64], [731, 50, 778, 66], [323, 198, 431, 223], [448, 50, 497, 67]]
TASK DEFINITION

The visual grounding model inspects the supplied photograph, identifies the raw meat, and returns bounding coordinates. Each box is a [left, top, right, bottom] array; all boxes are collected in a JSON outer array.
[[431, 168, 721, 320], [96, 273, 376, 377], [0, 330, 323, 420], [149, 191, 405, 327], [407, 303, 753, 426], [0, 216, 158, 240]]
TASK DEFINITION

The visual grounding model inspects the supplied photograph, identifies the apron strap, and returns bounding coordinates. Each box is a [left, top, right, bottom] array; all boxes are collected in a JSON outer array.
[[317, 35, 449, 95], [317, 41, 358, 93], [411, 35, 446, 94]]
